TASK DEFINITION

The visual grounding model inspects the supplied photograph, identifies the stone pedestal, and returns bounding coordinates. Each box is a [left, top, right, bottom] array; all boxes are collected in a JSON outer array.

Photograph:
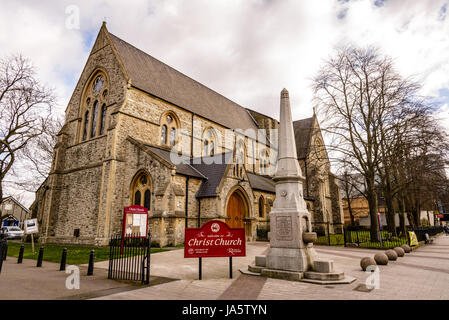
[[241, 88, 354, 285]]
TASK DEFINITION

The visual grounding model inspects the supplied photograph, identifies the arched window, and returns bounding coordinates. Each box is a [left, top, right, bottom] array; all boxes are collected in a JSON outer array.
[[131, 171, 151, 211], [170, 127, 176, 146], [314, 138, 325, 160], [202, 128, 217, 157], [259, 196, 264, 218], [99, 104, 107, 135], [236, 139, 245, 164], [83, 110, 89, 141], [134, 190, 141, 206], [260, 148, 270, 174], [161, 125, 167, 144], [80, 71, 109, 142], [210, 141, 215, 156], [90, 100, 98, 138], [203, 140, 209, 156], [160, 112, 179, 147], [144, 190, 151, 210]]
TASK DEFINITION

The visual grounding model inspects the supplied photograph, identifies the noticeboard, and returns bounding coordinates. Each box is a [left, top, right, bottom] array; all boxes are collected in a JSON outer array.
[[122, 205, 148, 237]]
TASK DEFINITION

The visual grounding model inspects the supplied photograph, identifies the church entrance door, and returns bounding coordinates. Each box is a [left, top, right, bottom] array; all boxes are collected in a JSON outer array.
[[226, 191, 246, 229]]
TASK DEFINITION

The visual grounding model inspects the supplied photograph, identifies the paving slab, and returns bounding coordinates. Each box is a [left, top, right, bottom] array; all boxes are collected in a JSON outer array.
[[95, 236, 449, 300], [3, 236, 449, 300]]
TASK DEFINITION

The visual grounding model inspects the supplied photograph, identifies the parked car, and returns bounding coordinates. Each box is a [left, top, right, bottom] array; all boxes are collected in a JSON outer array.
[[0, 226, 24, 240]]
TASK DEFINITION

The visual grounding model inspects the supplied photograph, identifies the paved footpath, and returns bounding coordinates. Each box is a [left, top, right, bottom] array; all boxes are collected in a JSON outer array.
[[94, 235, 449, 300], [2, 236, 448, 300]]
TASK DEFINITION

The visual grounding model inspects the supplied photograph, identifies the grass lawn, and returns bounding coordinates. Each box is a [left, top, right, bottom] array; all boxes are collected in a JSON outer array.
[[5, 241, 167, 265], [315, 230, 409, 249], [316, 234, 345, 246]]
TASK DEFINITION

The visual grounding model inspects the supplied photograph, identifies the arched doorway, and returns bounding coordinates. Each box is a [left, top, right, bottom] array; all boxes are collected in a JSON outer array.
[[130, 171, 151, 211], [226, 189, 249, 232]]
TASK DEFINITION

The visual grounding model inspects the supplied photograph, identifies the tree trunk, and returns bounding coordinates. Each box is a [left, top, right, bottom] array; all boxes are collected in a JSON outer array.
[[384, 196, 396, 235], [397, 196, 406, 235], [347, 200, 355, 226], [367, 190, 380, 242]]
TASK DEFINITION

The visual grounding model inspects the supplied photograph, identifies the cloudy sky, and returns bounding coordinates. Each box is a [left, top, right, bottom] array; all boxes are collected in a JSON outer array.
[[1, 0, 449, 206]]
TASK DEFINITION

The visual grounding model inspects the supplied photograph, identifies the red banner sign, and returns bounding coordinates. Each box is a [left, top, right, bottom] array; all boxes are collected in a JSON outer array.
[[184, 220, 246, 258]]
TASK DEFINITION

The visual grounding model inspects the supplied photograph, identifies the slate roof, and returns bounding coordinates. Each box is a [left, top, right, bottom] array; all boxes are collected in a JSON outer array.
[[144, 145, 206, 179], [191, 153, 232, 198], [293, 117, 314, 160], [109, 32, 258, 131], [247, 173, 275, 193]]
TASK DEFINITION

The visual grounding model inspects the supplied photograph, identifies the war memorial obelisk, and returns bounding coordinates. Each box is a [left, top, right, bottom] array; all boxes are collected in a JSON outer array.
[[246, 89, 354, 284]]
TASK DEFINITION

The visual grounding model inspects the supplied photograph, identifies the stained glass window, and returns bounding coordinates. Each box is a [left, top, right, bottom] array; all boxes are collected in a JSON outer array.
[[83, 110, 89, 141], [161, 125, 167, 144], [170, 127, 176, 146], [99, 104, 106, 135], [90, 100, 98, 138], [93, 75, 104, 96]]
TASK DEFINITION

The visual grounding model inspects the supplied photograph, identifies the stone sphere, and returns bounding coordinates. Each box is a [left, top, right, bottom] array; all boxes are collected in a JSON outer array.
[[401, 244, 411, 253], [393, 247, 405, 257], [374, 252, 389, 265], [360, 257, 376, 271], [385, 249, 398, 261]]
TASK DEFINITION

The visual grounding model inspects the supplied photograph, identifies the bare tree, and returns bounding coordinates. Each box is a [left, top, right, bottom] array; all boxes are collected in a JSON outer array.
[[0, 54, 54, 208], [11, 115, 63, 192], [312, 46, 429, 241], [338, 170, 361, 226]]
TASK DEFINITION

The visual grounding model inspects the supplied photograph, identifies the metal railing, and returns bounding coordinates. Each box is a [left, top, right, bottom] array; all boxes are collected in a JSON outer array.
[[108, 232, 151, 284], [343, 226, 409, 249], [407, 226, 444, 242], [312, 222, 345, 246]]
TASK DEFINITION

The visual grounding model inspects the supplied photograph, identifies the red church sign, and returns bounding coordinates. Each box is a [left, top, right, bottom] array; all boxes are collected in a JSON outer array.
[[184, 220, 246, 258]]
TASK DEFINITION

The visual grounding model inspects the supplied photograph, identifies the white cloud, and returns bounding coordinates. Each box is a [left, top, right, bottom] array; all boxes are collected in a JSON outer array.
[[1, 0, 449, 206]]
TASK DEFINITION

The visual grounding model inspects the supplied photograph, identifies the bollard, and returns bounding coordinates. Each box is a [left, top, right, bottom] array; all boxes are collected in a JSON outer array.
[[36, 246, 44, 267], [60, 248, 67, 271], [2, 241, 7, 261], [17, 245, 24, 264], [87, 249, 95, 276], [0, 241, 4, 273]]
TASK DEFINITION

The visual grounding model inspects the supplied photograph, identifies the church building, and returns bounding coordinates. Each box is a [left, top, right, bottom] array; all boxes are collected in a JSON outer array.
[[31, 23, 344, 246]]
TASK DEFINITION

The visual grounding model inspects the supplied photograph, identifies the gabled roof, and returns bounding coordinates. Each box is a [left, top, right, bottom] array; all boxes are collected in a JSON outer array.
[[1, 196, 30, 213], [247, 173, 275, 193], [293, 116, 314, 160], [108, 31, 258, 131], [144, 145, 206, 179], [191, 153, 232, 198]]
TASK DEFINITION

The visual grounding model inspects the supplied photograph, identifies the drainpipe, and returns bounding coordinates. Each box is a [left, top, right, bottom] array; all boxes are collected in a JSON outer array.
[[191, 114, 194, 158], [185, 176, 190, 229], [304, 159, 309, 198], [197, 198, 201, 227], [252, 139, 255, 174]]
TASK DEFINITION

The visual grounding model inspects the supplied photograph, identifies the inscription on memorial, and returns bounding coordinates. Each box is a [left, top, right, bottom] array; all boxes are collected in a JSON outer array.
[[276, 216, 293, 241]]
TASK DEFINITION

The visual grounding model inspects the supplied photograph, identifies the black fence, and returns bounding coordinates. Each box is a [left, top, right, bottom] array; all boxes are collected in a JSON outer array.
[[343, 225, 445, 249], [257, 220, 444, 249], [256, 225, 269, 241], [312, 222, 345, 246], [108, 233, 151, 284], [344, 226, 409, 249], [407, 226, 444, 242]]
